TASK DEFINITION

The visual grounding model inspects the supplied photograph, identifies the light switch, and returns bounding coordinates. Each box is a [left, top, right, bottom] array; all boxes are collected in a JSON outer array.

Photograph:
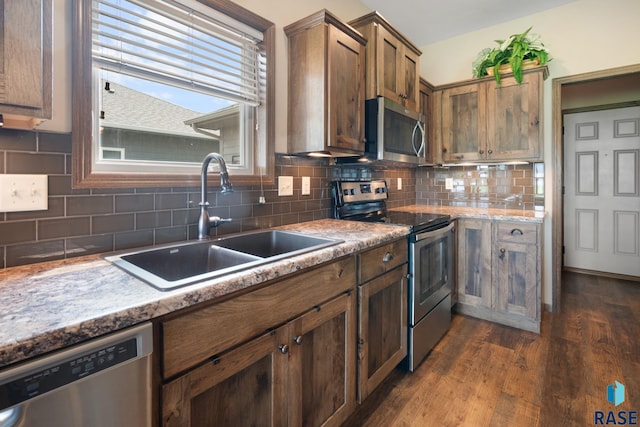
[[0, 174, 48, 212], [397, 177, 402, 190], [278, 176, 294, 196], [301, 176, 311, 195]]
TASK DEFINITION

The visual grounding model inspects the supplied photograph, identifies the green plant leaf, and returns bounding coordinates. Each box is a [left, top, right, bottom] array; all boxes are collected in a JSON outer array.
[[472, 26, 549, 85]]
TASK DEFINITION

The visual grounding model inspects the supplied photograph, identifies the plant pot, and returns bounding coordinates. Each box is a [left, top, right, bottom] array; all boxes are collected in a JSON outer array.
[[486, 58, 541, 76]]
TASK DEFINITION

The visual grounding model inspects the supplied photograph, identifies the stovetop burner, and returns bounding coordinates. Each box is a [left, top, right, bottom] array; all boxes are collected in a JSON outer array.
[[331, 181, 450, 233]]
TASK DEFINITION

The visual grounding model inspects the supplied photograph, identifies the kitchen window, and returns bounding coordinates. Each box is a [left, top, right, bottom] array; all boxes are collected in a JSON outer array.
[[72, 0, 275, 187]]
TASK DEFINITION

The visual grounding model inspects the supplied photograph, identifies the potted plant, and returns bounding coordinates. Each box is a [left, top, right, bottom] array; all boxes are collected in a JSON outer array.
[[472, 27, 550, 85]]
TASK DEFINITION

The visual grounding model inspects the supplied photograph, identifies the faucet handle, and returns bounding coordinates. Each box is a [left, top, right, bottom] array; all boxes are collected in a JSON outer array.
[[209, 216, 232, 228]]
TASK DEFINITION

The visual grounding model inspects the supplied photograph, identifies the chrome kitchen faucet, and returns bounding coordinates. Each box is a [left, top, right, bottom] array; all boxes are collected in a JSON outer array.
[[198, 152, 233, 239]]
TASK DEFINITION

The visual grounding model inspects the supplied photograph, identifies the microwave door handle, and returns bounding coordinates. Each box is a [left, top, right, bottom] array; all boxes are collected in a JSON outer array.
[[412, 120, 425, 156], [418, 120, 425, 156]]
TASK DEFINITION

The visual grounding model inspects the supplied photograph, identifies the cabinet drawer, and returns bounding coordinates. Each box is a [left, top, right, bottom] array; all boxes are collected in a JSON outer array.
[[161, 256, 356, 379], [358, 238, 408, 283], [495, 222, 538, 244]]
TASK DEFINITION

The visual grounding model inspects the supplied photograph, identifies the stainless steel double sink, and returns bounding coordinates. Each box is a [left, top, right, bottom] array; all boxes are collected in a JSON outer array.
[[106, 230, 343, 291]]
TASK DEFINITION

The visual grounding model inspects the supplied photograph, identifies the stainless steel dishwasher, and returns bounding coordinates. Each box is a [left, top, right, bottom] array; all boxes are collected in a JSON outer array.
[[0, 323, 153, 427]]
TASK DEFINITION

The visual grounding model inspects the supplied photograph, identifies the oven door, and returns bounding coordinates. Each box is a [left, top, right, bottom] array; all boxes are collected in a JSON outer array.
[[409, 222, 455, 325]]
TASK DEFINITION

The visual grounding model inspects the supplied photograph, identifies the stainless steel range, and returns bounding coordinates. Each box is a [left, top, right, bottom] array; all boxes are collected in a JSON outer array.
[[332, 180, 455, 371]]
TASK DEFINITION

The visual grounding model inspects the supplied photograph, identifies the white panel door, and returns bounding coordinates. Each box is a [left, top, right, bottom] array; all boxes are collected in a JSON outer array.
[[564, 106, 640, 277]]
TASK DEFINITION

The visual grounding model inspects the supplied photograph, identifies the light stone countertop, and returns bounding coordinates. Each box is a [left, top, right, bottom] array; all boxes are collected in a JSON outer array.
[[0, 219, 410, 369], [390, 204, 546, 223]]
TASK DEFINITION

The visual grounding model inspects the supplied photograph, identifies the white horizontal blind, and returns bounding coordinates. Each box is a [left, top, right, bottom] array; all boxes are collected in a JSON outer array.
[[92, 0, 263, 106]]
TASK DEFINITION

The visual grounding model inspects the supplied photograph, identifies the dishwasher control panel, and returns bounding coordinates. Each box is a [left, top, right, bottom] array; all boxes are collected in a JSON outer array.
[[0, 337, 138, 410]]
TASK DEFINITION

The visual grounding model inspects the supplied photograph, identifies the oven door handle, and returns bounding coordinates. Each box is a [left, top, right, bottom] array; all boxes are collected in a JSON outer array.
[[414, 222, 454, 241]]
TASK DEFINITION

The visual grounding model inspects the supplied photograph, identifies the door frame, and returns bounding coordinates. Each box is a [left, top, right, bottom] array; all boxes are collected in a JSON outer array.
[[551, 64, 640, 311]]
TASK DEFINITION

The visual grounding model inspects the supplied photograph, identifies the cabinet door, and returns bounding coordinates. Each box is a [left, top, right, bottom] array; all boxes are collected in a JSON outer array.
[[400, 47, 419, 111], [419, 81, 437, 164], [288, 292, 356, 427], [328, 25, 365, 152], [486, 72, 542, 160], [377, 26, 403, 105], [0, 0, 51, 122], [493, 241, 538, 320], [441, 84, 487, 162], [456, 219, 492, 308], [375, 26, 419, 111], [162, 328, 288, 427], [357, 265, 407, 402], [493, 222, 540, 322]]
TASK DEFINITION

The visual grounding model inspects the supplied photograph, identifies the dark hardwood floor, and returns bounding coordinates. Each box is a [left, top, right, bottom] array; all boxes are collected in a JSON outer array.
[[343, 272, 640, 426]]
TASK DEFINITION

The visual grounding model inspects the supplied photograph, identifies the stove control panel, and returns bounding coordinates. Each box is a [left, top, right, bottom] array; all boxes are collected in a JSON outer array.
[[334, 180, 388, 204]]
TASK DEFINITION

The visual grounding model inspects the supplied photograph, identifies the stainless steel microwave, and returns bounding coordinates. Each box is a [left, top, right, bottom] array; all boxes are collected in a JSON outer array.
[[364, 97, 425, 164]]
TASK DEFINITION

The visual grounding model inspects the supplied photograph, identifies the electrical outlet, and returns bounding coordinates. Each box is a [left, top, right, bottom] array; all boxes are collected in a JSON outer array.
[[397, 177, 402, 190], [445, 178, 454, 190], [0, 174, 48, 212], [301, 176, 311, 195], [278, 176, 294, 196]]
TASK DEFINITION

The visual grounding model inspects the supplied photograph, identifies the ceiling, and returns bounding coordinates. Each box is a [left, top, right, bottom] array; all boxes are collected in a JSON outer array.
[[359, 0, 578, 46]]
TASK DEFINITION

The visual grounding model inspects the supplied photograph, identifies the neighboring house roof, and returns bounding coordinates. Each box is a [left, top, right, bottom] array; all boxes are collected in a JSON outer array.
[[100, 81, 210, 139]]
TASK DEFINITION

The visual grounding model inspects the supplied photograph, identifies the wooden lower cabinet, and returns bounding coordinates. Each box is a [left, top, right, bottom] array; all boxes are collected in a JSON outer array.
[[157, 257, 357, 426], [493, 222, 541, 323], [456, 219, 492, 309], [162, 327, 288, 427], [288, 292, 356, 427], [160, 278, 356, 427], [456, 219, 542, 332], [357, 265, 407, 402], [356, 238, 408, 402]]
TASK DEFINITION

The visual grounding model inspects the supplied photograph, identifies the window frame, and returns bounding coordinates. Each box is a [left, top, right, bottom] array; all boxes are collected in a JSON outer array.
[[71, 0, 275, 188]]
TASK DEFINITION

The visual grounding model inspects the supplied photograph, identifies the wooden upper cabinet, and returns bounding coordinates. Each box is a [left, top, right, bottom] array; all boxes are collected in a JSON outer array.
[[441, 82, 487, 163], [419, 78, 438, 164], [285, 10, 366, 156], [485, 71, 543, 160], [440, 67, 547, 163], [349, 12, 422, 111], [0, 0, 52, 129]]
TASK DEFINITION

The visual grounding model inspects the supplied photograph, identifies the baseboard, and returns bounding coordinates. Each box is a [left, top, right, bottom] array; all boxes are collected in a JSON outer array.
[[454, 303, 540, 333], [563, 267, 640, 283]]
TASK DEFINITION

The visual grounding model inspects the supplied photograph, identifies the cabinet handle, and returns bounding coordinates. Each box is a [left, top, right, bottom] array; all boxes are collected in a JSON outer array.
[[479, 149, 484, 155], [455, 155, 464, 160], [279, 344, 289, 354], [487, 149, 493, 155], [499, 248, 506, 260], [442, 147, 448, 153], [510, 228, 524, 236], [383, 252, 393, 262], [293, 336, 303, 345]]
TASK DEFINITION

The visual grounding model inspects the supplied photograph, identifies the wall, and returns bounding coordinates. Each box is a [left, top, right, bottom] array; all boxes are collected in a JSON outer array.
[[0, 1, 426, 270], [561, 73, 640, 110], [0, 129, 415, 269], [420, 0, 640, 85], [416, 164, 540, 210], [418, 0, 640, 307], [229, 0, 372, 154]]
